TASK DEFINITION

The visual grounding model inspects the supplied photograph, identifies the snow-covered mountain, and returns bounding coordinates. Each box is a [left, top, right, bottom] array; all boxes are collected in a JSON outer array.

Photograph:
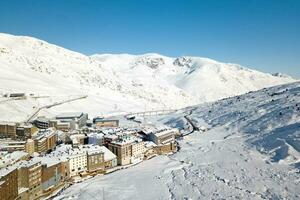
[[0, 33, 296, 121], [57, 81, 300, 200]]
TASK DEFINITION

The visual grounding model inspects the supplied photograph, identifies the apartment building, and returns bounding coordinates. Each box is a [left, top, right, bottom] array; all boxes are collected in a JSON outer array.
[[108, 136, 134, 166], [16, 124, 38, 140], [86, 146, 105, 173], [148, 128, 177, 145], [39, 158, 63, 196], [99, 146, 117, 169], [0, 166, 18, 200], [0, 139, 26, 152], [0, 122, 17, 139], [56, 121, 74, 132], [33, 129, 57, 154], [66, 148, 87, 176], [18, 160, 42, 200], [131, 140, 145, 163], [25, 139, 35, 156]]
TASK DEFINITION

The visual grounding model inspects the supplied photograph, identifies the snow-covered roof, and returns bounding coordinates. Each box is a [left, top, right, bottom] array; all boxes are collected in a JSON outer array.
[[33, 156, 61, 167], [111, 135, 137, 145], [49, 144, 116, 161], [155, 128, 178, 137], [0, 121, 16, 126], [18, 159, 41, 168], [33, 128, 56, 140], [56, 112, 84, 119], [98, 146, 116, 161], [34, 117, 49, 123], [144, 141, 157, 148], [104, 134, 118, 140], [0, 165, 17, 178], [0, 151, 28, 167], [87, 132, 104, 138]]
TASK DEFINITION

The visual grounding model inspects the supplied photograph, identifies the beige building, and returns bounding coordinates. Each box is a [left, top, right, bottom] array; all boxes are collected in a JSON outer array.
[[70, 133, 86, 147], [108, 136, 134, 166], [0, 139, 26, 152], [87, 148, 105, 173], [56, 121, 73, 132], [149, 128, 177, 145], [33, 129, 57, 154], [18, 160, 42, 200], [25, 139, 35, 156]]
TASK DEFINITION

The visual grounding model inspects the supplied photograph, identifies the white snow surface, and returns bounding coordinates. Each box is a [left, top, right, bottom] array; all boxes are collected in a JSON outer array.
[[0, 33, 296, 121], [56, 82, 300, 200]]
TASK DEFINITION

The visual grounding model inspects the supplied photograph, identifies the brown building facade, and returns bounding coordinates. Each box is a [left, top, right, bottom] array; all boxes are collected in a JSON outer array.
[[0, 167, 18, 200], [41, 162, 63, 197], [0, 122, 17, 139]]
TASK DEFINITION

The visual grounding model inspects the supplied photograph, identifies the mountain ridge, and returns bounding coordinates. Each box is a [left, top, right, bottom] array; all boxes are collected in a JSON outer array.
[[0, 33, 296, 121]]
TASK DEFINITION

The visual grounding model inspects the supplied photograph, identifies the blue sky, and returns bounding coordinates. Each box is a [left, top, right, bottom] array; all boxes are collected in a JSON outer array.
[[0, 0, 299, 78]]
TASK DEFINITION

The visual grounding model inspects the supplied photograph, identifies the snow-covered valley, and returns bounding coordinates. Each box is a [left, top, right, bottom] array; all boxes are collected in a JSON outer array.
[[56, 81, 300, 200], [0, 33, 295, 121], [1, 33, 299, 199]]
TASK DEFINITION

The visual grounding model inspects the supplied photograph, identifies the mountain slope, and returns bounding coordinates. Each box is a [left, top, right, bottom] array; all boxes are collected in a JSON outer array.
[[57, 81, 300, 200], [0, 33, 296, 121], [91, 54, 295, 102]]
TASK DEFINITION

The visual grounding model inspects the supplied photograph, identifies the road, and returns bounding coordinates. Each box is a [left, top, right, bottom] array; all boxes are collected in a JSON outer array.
[[183, 109, 199, 136], [25, 95, 88, 123]]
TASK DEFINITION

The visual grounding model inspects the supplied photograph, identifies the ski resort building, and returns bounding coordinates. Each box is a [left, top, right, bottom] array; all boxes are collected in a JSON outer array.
[[56, 112, 88, 129], [148, 128, 177, 145], [33, 118, 50, 129]]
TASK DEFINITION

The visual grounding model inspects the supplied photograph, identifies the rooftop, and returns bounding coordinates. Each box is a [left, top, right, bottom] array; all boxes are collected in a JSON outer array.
[[48, 144, 116, 162], [0, 164, 17, 178], [34, 156, 61, 168], [0, 151, 28, 167], [56, 112, 84, 119], [33, 128, 56, 140], [111, 135, 140, 146], [155, 128, 178, 137]]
